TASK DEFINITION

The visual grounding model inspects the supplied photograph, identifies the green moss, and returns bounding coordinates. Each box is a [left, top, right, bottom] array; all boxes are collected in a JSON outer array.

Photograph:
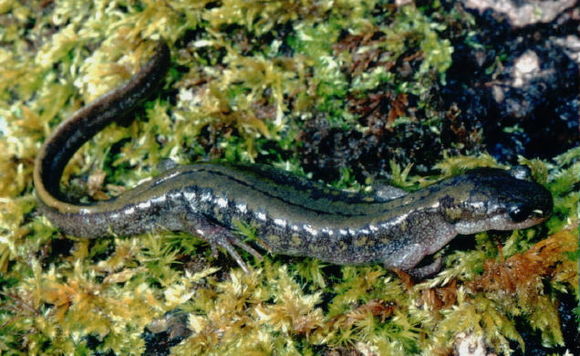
[[0, 0, 577, 354]]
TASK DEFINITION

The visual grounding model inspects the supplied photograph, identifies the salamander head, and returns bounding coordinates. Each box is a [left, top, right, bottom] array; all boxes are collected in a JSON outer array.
[[439, 167, 553, 235]]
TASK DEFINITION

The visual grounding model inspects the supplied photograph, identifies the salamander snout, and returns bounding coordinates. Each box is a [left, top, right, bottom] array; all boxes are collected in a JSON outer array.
[[448, 168, 553, 235], [504, 182, 553, 225], [507, 198, 551, 224]]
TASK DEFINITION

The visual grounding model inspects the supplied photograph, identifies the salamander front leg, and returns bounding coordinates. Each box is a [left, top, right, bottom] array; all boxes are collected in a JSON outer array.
[[383, 243, 443, 279], [407, 257, 442, 279], [180, 215, 262, 273]]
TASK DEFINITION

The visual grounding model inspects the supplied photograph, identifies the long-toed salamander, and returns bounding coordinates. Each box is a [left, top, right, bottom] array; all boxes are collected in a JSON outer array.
[[33, 41, 553, 277]]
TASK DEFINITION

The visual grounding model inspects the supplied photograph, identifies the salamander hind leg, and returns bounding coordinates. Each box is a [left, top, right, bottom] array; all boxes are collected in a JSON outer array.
[[180, 215, 262, 273], [370, 181, 408, 201]]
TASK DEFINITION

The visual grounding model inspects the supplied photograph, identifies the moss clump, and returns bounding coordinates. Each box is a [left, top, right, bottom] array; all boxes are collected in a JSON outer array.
[[0, 0, 577, 354]]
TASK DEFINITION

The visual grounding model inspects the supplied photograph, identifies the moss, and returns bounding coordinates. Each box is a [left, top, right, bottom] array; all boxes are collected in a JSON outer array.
[[0, 0, 577, 355]]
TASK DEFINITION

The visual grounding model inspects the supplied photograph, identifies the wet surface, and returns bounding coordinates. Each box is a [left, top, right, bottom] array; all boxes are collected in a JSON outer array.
[[441, 2, 580, 162], [299, 1, 580, 182]]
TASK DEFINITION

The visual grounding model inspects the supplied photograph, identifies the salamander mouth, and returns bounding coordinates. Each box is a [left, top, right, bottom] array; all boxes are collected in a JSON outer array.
[[513, 207, 548, 222], [532, 209, 547, 218], [507, 211, 549, 229]]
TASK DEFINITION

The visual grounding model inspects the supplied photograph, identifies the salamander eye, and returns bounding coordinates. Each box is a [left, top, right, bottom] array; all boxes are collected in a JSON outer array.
[[508, 205, 532, 222]]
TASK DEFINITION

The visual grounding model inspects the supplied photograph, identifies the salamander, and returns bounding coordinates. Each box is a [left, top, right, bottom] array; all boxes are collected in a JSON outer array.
[[33, 41, 554, 277]]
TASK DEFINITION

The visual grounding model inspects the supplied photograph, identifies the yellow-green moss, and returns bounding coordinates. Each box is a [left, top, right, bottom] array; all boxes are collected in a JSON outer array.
[[0, 0, 577, 355]]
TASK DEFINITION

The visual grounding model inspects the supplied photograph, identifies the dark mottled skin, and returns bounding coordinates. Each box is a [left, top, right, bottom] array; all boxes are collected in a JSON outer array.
[[34, 41, 554, 277]]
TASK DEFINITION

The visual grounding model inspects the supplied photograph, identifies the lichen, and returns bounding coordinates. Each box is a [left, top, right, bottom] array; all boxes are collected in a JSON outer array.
[[0, 0, 577, 355]]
